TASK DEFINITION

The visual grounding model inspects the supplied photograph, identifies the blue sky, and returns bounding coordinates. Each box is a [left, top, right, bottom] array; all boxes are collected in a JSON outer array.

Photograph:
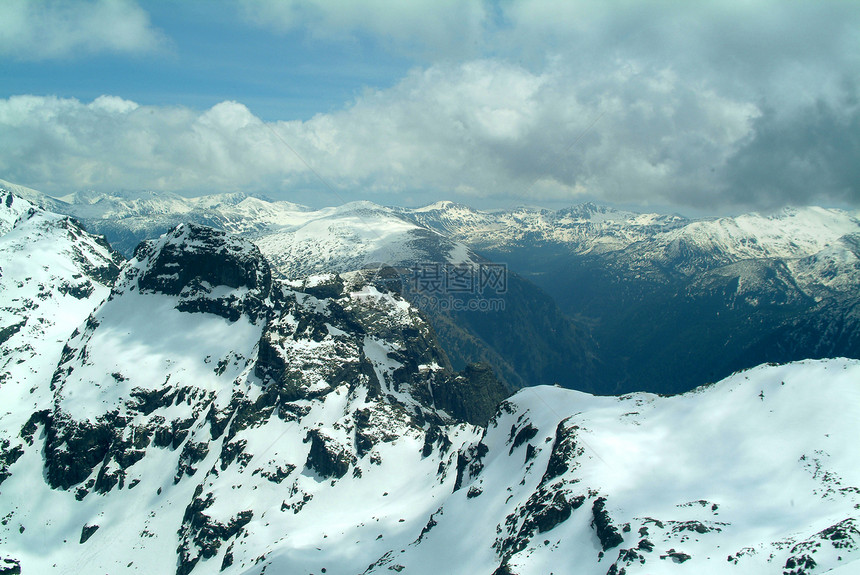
[[1, 0, 858, 213], [2, 1, 413, 119]]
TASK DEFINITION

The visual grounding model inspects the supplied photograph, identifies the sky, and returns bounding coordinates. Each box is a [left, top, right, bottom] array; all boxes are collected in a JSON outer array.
[[0, 0, 858, 214]]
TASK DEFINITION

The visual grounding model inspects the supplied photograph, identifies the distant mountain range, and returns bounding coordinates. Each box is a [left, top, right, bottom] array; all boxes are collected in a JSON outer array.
[[1, 188, 858, 574], [7, 180, 857, 395], [410, 200, 860, 393]]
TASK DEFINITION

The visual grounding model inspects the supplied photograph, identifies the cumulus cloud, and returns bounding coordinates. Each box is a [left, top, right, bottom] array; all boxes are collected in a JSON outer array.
[[0, 61, 762, 208], [226, 0, 860, 210], [0, 95, 308, 194], [0, 0, 164, 60]]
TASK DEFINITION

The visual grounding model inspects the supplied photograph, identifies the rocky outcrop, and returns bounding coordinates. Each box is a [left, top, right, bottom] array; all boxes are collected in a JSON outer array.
[[130, 223, 272, 322], [304, 429, 355, 479], [432, 363, 508, 426], [592, 497, 624, 551]]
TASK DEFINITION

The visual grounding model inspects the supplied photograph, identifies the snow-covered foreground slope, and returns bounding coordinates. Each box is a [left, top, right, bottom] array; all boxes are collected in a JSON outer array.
[[372, 358, 860, 575]]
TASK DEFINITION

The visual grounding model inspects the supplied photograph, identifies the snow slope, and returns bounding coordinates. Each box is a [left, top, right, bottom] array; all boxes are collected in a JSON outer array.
[[364, 358, 860, 575], [247, 201, 482, 280], [0, 190, 121, 443]]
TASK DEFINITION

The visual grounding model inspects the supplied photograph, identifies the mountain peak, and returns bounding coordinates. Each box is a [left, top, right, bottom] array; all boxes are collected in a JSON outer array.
[[118, 223, 272, 321]]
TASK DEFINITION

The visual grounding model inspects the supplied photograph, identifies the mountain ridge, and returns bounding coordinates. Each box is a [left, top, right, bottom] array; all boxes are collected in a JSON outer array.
[[3, 180, 859, 396]]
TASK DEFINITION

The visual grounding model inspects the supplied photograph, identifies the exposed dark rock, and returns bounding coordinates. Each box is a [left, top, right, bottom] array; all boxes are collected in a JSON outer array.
[[783, 553, 817, 575], [0, 440, 24, 486], [0, 557, 21, 575], [19, 409, 51, 446], [432, 363, 508, 426], [491, 564, 517, 575], [495, 487, 584, 560], [129, 386, 176, 416], [301, 274, 345, 299], [353, 408, 376, 457], [305, 430, 354, 480], [660, 550, 691, 563], [136, 224, 271, 297], [672, 520, 719, 535], [44, 415, 116, 490], [540, 418, 581, 486], [592, 497, 624, 551], [535, 491, 579, 533], [178, 492, 254, 575], [453, 441, 489, 492], [414, 509, 442, 544], [175, 441, 210, 482], [509, 423, 538, 454], [79, 524, 99, 544], [607, 546, 647, 573], [524, 443, 537, 463], [0, 320, 26, 346], [258, 464, 296, 483], [421, 424, 452, 457]]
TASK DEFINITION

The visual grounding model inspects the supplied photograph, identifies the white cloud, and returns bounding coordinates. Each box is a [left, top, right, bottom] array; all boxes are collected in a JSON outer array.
[[238, 0, 488, 58], [221, 0, 860, 210], [2, 1, 858, 210], [0, 60, 763, 208], [0, 0, 164, 60]]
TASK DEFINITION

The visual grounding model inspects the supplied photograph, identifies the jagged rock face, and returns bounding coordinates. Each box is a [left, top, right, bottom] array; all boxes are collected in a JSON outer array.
[[126, 223, 272, 322], [432, 362, 509, 426], [134, 224, 271, 296]]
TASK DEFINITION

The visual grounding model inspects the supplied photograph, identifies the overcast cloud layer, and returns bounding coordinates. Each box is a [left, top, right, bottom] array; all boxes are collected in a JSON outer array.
[[0, 0, 858, 212]]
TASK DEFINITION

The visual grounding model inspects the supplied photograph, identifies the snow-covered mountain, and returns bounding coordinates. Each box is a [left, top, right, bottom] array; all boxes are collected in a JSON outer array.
[[409, 201, 860, 393], [1, 201, 858, 574], [21, 187, 311, 257], [0, 187, 606, 393], [368, 358, 860, 575], [0, 216, 507, 574], [406, 200, 689, 255], [411, 201, 860, 300]]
